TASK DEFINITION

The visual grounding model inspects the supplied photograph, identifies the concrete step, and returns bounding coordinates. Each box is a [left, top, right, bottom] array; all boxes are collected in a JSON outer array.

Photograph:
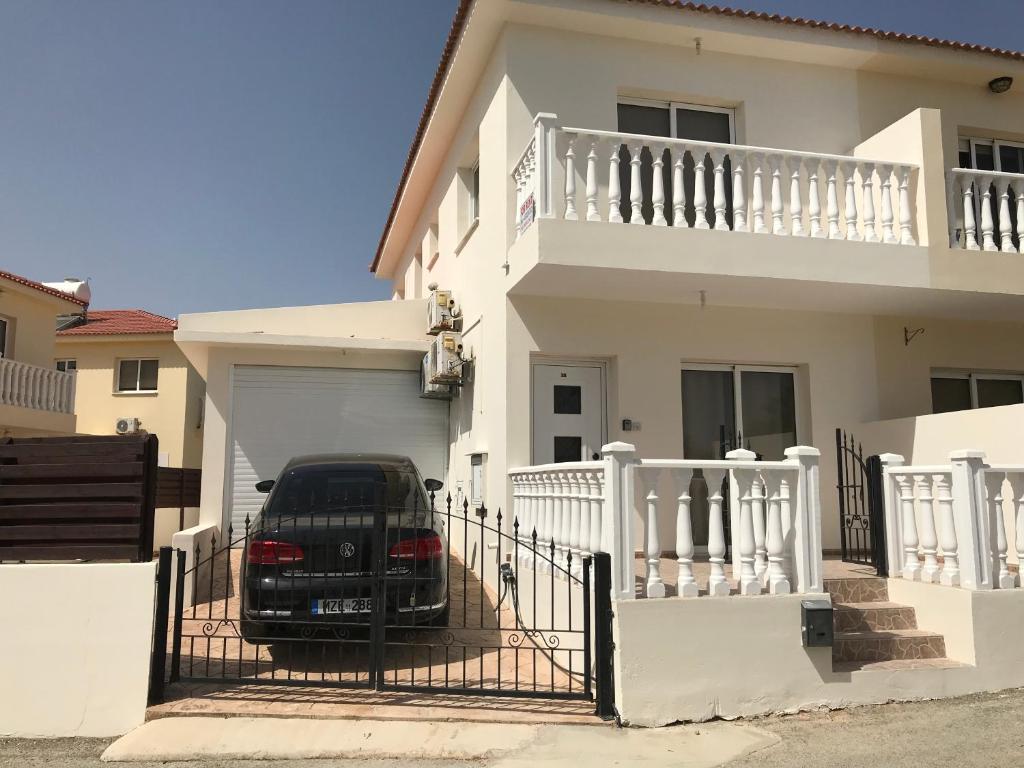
[[832, 658, 969, 673], [833, 601, 918, 633], [823, 577, 888, 604], [833, 629, 947, 663]]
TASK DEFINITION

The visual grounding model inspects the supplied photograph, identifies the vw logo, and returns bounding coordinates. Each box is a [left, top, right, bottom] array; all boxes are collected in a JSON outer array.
[[339, 542, 356, 558]]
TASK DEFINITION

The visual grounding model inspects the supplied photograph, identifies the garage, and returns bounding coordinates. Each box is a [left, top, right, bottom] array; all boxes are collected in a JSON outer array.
[[225, 365, 449, 534]]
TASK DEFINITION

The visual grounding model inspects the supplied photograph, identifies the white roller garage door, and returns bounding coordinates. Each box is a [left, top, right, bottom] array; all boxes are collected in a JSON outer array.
[[226, 365, 448, 535]]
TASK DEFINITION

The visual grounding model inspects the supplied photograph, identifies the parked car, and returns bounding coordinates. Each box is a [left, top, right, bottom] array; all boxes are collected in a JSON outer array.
[[240, 454, 448, 643]]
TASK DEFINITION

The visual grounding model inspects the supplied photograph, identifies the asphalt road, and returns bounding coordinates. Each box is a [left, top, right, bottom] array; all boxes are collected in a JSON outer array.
[[4, 688, 1024, 768]]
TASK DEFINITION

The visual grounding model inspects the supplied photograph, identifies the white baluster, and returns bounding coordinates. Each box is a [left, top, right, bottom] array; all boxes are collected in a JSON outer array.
[[568, 471, 582, 575], [588, 471, 603, 557], [644, 480, 665, 598], [915, 474, 939, 583], [1016, 185, 1024, 254], [693, 151, 710, 229], [807, 160, 825, 238], [608, 143, 623, 223], [998, 179, 1014, 252], [674, 469, 697, 597], [629, 143, 644, 225], [825, 160, 842, 239], [879, 164, 898, 244], [935, 473, 960, 587], [672, 148, 688, 228], [559, 471, 573, 575], [980, 176, 998, 251], [985, 471, 1014, 589], [762, 473, 790, 595], [895, 473, 921, 579], [578, 472, 591, 560], [751, 475, 767, 583], [541, 473, 555, 574], [862, 163, 879, 243], [898, 166, 916, 245], [734, 468, 760, 595], [1010, 473, 1024, 588], [769, 155, 786, 235], [710, 150, 729, 231], [843, 162, 861, 241], [750, 153, 767, 234], [788, 157, 805, 236], [732, 153, 747, 232], [963, 178, 980, 250], [651, 144, 667, 226], [563, 136, 578, 221], [585, 138, 601, 222], [705, 468, 729, 596]]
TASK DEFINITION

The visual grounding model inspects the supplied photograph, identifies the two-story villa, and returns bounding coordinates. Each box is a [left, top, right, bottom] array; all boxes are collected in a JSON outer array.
[[177, 0, 1024, 560]]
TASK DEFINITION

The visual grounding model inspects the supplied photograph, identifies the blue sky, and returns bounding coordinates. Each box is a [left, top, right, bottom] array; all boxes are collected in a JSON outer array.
[[1, 0, 1021, 317]]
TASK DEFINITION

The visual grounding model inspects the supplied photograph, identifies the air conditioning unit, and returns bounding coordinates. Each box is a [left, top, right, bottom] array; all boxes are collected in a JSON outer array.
[[427, 288, 457, 335], [428, 332, 464, 385], [115, 417, 142, 435], [419, 352, 453, 400]]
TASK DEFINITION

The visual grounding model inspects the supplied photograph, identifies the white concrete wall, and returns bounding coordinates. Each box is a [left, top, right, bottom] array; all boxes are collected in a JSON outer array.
[[0, 563, 155, 737], [613, 584, 1024, 726], [154, 506, 200, 551]]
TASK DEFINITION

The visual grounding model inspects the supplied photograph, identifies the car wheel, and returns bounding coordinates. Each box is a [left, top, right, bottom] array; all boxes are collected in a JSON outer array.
[[428, 603, 450, 627]]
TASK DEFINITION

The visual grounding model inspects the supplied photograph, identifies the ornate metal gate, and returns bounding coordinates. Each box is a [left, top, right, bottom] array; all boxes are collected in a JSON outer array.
[[150, 494, 613, 711], [835, 428, 887, 575]]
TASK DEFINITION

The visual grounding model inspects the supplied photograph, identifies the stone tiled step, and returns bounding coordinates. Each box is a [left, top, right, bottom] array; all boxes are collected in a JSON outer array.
[[833, 629, 946, 663], [833, 658, 969, 673], [823, 577, 888, 604], [833, 602, 917, 633]]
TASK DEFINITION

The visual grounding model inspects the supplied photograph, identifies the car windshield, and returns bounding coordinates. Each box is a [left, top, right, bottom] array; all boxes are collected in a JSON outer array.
[[266, 465, 428, 517]]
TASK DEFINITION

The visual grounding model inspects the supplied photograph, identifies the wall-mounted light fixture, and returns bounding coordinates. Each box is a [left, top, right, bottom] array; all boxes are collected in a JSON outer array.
[[904, 326, 925, 346], [989, 76, 1013, 94]]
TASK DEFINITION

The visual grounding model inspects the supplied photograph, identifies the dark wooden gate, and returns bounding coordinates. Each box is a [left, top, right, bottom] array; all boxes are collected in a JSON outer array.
[[835, 428, 887, 576]]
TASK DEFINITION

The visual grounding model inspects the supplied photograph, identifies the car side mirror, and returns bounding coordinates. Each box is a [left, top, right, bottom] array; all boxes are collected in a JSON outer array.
[[424, 478, 444, 492], [255, 479, 275, 493]]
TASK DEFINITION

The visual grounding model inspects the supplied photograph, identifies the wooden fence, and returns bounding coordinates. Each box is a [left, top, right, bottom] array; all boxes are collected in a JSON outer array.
[[0, 434, 158, 562], [155, 466, 202, 532]]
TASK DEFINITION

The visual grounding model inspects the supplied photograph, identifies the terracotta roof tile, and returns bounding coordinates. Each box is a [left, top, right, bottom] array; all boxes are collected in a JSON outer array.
[[56, 309, 177, 336], [0, 270, 88, 306], [370, 0, 1023, 273]]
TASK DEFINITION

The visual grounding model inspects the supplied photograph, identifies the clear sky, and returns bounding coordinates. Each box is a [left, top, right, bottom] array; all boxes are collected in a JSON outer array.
[[1, 0, 1021, 317]]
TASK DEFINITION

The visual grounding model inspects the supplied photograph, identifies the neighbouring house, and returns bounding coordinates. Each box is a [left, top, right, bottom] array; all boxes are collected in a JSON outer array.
[[169, 0, 1024, 724], [56, 309, 206, 544], [0, 271, 86, 436]]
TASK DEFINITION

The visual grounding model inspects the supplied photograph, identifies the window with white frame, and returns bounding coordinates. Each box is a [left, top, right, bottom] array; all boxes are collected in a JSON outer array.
[[117, 358, 159, 393], [55, 359, 77, 373], [469, 160, 480, 222], [958, 136, 1024, 250], [931, 370, 1024, 413]]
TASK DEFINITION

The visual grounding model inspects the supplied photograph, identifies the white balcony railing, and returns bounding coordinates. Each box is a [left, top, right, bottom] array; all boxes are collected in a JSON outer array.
[[513, 113, 919, 247], [947, 167, 1024, 252], [0, 358, 75, 415]]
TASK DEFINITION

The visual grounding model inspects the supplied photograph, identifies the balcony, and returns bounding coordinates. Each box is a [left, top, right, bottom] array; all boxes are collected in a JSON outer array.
[[0, 358, 76, 434], [947, 168, 1024, 253], [509, 113, 1024, 321]]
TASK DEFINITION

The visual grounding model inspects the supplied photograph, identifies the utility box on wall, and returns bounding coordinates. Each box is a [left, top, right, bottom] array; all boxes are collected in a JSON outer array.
[[801, 600, 834, 647]]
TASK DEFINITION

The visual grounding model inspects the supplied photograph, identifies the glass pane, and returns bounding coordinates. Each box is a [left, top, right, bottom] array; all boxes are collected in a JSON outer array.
[[998, 144, 1024, 174], [974, 143, 996, 171], [553, 436, 582, 463], [553, 385, 582, 415], [139, 360, 159, 391], [931, 377, 971, 413], [976, 378, 1024, 408], [118, 359, 139, 391], [617, 103, 671, 224], [674, 108, 732, 143], [740, 371, 796, 461]]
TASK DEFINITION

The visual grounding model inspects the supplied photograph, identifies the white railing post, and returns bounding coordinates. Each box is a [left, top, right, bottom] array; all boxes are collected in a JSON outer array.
[[784, 446, 823, 594], [1009, 473, 1024, 588], [983, 470, 1015, 590], [878, 453, 905, 577], [704, 468, 730, 596], [533, 112, 558, 220], [602, 442, 637, 601], [643, 478, 664, 598], [674, 468, 697, 597], [935, 473, 960, 587], [726, 449, 760, 595], [949, 450, 992, 591]]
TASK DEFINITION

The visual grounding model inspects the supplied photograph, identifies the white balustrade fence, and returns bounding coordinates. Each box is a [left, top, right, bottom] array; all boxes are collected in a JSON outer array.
[[512, 113, 919, 246], [509, 443, 823, 601], [882, 451, 1023, 591], [0, 358, 75, 415], [947, 168, 1024, 253]]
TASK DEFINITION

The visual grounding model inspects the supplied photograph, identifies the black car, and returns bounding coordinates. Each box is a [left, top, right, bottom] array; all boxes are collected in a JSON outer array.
[[240, 454, 448, 642]]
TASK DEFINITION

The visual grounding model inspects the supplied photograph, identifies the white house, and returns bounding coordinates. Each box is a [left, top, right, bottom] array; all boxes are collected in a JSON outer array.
[[172, 0, 1024, 724]]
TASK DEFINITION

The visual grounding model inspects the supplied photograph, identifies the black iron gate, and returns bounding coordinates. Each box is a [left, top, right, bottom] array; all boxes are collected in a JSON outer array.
[[835, 428, 887, 576], [150, 494, 614, 714]]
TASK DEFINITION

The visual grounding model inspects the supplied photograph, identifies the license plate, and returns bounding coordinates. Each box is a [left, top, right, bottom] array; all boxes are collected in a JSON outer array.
[[312, 597, 372, 615]]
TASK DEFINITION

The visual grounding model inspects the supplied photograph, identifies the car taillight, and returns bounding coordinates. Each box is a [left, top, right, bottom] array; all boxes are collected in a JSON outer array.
[[389, 534, 443, 561], [247, 540, 304, 565]]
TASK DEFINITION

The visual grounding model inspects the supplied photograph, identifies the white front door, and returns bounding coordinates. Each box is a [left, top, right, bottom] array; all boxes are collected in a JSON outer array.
[[531, 363, 604, 464]]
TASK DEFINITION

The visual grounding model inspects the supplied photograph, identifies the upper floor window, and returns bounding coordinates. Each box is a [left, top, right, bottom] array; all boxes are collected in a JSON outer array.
[[931, 370, 1024, 413], [470, 160, 480, 221], [55, 359, 77, 373], [0, 317, 8, 358], [959, 136, 1024, 174], [117, 358, 159, 393], [455, 156, 480, 254], [617, 99, 735, 226]]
